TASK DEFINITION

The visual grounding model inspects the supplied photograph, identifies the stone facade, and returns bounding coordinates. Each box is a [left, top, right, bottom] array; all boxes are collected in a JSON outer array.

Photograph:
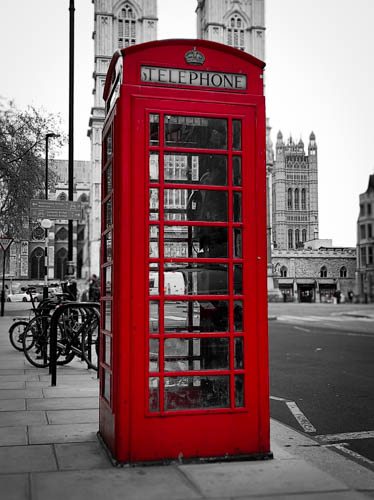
[[88, 0, 158, 274], [273, 246, 356, 303], [356, 174, 374, 302], [272, 132, 319, 251]]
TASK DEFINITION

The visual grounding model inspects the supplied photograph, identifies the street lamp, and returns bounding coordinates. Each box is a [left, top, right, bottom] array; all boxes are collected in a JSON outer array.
[[44, 133, 60, 299]]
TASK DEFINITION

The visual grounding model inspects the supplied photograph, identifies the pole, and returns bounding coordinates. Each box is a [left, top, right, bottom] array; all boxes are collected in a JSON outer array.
[[68, 0, 75, 266], [1, 250, 6, 317], [44, 137, 49, 300]]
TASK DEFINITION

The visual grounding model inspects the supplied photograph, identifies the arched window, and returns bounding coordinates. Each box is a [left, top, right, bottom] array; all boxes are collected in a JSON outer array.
[[79, 193, 88, 203], [301, 188, 306, 210], [294, 188, 299, 210], [55, 248, 68, 280], [295, 229, 300, 246], [227, 14, 245, 50], [288, 229, 293, 249], [55, 227, 68, 241], [287, 188, 293, 209], [340, 266, 347, 278], [280, 266, 287, 277], [320, 266, 327, 278], [30, 247, 44, 279], [58, 192, 67, 201], [118, 3, 136, 48], [302, 229, 307, 242]]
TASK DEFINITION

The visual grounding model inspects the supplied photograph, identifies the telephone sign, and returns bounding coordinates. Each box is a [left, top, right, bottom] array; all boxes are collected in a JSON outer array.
[[99, 39, 270, 465]]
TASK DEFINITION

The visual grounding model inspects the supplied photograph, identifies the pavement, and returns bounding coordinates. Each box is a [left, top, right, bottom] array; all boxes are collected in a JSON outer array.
[[0, 314, 373, 500]]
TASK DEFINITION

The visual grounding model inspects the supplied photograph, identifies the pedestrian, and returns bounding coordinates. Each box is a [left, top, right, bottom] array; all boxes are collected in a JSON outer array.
[[89, 274, 100, 302]]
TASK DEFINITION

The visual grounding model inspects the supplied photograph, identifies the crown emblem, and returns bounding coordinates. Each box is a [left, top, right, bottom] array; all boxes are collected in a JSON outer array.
[[184, 47, 205, 66]]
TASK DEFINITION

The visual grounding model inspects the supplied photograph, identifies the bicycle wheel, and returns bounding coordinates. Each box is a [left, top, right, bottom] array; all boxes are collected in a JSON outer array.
[[22, 316, 50, 368], [55, 322, 76, 366], [81, 310, 100, 370], [9, 321, 29, 351]]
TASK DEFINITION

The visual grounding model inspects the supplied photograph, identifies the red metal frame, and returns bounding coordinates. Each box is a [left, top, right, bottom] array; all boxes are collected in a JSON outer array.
[[100, 39, 270, 464]]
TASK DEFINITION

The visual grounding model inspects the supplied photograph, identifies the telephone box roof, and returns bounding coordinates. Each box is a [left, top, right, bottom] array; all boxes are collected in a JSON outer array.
[[103, 38, 265, 101]]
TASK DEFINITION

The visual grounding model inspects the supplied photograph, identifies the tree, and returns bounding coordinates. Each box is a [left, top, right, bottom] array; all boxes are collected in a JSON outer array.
[[0, 98, 65, 238]]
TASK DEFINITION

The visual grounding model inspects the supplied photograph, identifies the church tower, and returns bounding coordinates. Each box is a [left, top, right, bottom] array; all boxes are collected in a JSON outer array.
[[272, 131, 319, 250], [88, 0, 158, 274], [196, 0, 265, 60]]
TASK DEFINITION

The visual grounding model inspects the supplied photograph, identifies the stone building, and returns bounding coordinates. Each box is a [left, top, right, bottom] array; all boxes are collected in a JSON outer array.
[[272, 132, 319, 251], [273, 243, 356, 303], [88, 0, 158, 274], [356, 174, 374, 302]]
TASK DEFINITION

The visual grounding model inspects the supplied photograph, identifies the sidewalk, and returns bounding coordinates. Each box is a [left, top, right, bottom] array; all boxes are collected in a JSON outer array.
[[0, 316, 373, 500]]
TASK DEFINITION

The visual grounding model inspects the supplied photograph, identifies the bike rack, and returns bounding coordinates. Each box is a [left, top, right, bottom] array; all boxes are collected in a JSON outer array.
[[49, 302, 100, 386]]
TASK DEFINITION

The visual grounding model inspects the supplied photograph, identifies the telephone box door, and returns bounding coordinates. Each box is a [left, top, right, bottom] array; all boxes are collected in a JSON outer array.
[[126, 95, 269, 462]]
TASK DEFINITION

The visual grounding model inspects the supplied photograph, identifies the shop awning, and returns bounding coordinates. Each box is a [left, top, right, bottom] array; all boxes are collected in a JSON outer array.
[[296, 279, 316, 285], [318, 279, 336, 285], [278, 278, 294, 284]]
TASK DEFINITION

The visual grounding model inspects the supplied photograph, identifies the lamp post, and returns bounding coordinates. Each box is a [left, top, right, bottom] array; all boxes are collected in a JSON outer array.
[[44, 133, 60, 300]]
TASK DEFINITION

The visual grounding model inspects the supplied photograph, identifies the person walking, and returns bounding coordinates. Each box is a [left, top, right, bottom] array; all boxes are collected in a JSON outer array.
[[89, 274, 100, 302]]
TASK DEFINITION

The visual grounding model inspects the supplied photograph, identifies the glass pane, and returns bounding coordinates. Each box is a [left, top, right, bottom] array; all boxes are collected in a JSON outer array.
[[233, 264, 243, 295], [149, 152, 159, 182], [104, 300, 112, 331], [104, 266, 112, 296], [233, 228, 242, 258], [104, 231, 112, 262], [165, 115, 227, 149], [233, 192, 242, 222], [149, 338, 159, 372], [105, 198, 112, 228], [234, 300, 243, 332], [164, 226, 228, 259], [164, 375, 230, 411], [105, 164, 113, 194], [149, 301, 159, 333], [165, 337, 229, 371], [164, 263, 228, 295], [149, 264, 159, 295], [102, 369, 111, 404], [164, 189, 227, 222], [103, 334, 111, 366], [233, 157, 242, 186], [164, 154, 227, 185], [164, 300, 229, 333], [235, 374, 244, 407], [149, 114, 159, 146], [149, 225, 159, 258], [149, 188, 159, 220], [234, 337, 244, 369], [105, 130, 112, 162], [232, 120, 242, 151], [149, 377, 159, 412]]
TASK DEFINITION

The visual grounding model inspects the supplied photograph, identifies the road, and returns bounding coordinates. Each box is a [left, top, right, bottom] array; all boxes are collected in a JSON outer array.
[[269, 303, 374, 469]]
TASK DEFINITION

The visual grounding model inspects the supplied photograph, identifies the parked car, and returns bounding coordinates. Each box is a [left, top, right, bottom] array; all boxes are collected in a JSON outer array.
[[6, 291, 32, 302]]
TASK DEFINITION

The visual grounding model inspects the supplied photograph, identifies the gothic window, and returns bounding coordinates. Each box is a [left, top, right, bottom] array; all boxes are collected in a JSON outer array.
[[118, 3, 136, 48], [79, 193, 88, 203], [55, 248, 68, 280], [301, 188, 306, 210], [340, 266, 347, 278], [294, 189, 299, 210], [227, 15, 245, 50], [58, 192, 67, 201], [295, 229, 300, 246], [320, 266, 327, 278], [56, 227, 68, 241], [280, 266, 287, 277], [302, 229, 307, 242], [288, 229, 293, 249], [287, 188, 293, 210], [30, 247, 44, 280]]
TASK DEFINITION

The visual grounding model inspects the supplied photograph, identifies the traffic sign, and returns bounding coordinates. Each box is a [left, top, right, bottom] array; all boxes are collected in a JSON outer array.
[[0, 238, 13, 252], [30, 200, 82, 220]]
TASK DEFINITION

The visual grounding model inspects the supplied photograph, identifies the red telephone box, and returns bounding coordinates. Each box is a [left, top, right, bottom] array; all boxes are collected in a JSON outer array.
[[100, 39, 271, 464]]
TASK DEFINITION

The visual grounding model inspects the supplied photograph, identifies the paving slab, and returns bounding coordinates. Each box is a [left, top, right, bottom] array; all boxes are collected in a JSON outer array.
[[0, 398, 25, 411], [0, 425, 27, 445], [0, 388, 43, 399], [47, 409, 98, 425], [0, 410, 47, 427], [31, 466, 201, 500], [40, 374, 99, 383], [42, 386, 98, 398], [0, 374, 39, 382], [0, 369, 26, 375], [54, 442, 111, 470], [179, 460, 349, 498], [0, 444, 57, 473], [29, 422, 98, 444], [0, 474, 29, 500], [0, 380, 26, 389], [27, 397, 99, 411], [234, 493, 370, 500]]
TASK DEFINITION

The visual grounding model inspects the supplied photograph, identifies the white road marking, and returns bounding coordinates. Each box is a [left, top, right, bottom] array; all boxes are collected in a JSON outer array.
[[286, 401, 316, 433], [270, 396, 288, 402], [326, 443, 374, 466], [278, 315, 374, 323], [294, 326, 311, 332], [315, 430, 374, 443]]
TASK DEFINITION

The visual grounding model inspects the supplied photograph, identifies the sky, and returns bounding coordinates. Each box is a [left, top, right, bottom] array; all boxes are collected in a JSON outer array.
[[0, 0, 373, 247]]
